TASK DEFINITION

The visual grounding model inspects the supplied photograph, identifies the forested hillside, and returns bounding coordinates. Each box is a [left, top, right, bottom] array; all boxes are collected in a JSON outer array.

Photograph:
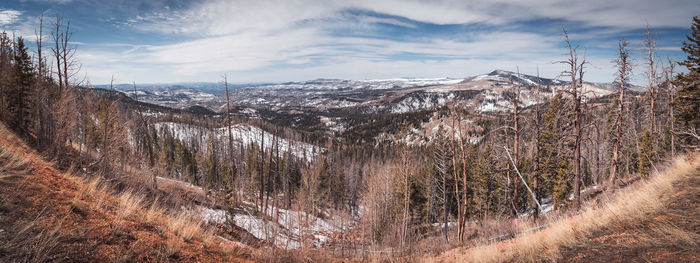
[[0, 11, 698, 263]]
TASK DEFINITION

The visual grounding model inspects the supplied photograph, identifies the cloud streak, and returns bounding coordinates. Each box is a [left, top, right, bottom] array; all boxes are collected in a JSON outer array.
[[7, 0, 693, 84]]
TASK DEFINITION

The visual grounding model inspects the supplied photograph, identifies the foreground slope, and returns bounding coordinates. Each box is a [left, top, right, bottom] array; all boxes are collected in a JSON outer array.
[[0, 123, 251, 262], [432, 153, 699, 263]]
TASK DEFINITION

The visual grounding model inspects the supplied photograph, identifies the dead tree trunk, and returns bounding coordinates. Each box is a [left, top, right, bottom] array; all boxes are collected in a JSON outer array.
[[224, 75, 237, 204], [61, 20, 71, 90], [611, 39, 630, 188], [52, 17, 63, 94], [449, 104, 464, 242], [133, 82, 157, 189], [532, 67, 542, 220], [510, 68, 521, 216], [561, 29, 585, 211], [646, 25, 657, 137], [666, 59, 676, 157]]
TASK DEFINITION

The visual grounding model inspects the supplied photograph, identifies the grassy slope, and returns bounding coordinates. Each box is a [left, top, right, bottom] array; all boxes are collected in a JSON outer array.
[[431, 153, 699, 263], [0, 123, 252, 262]]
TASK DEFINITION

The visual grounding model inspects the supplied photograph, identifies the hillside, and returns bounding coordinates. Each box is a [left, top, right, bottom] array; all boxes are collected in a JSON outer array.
[[0, 123, 251, 262], [432, 153, 700, 262]]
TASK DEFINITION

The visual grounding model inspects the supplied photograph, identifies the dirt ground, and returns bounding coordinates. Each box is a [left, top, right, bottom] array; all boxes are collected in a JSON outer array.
[[559, 164, 700, 263]]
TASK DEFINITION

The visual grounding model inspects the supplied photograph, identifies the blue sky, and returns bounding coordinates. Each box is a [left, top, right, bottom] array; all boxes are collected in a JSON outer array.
[[0, 0, 697, 85]]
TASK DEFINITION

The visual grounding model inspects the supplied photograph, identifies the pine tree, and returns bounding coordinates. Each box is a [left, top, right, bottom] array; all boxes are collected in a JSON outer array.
[[8, 37, 35, 133], [203, 137, 219, 190], [552, 157, 572, 209], [674, 16, 700, 146], [540, 93, 571, 208], [473, 145, 496, 221], [0, 32, 13, 122], [638, 130, 654, 176]]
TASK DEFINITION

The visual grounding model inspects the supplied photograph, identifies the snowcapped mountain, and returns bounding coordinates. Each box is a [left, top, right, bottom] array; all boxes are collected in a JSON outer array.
[[115, 70, 620, 141], [469, 69, 565, 86], [247, 77, 465, 91]]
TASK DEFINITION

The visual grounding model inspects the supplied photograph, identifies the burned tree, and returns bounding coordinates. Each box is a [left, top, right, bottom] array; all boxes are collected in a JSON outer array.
[[559, 29, 586, 211], [610, 39, 631, 188]]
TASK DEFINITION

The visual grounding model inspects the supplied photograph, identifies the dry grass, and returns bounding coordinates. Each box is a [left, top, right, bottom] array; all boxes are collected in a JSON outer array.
[[0, 214, 64, 263], [77, 175, 216, 246], [633, 219, 700, 250], [437, 154, 698, 263], [166, 212, 205, 243], [65, 167, 215, 246], [116, 190, 145, 220], [0, 147, 30, 181], [165, 236, 182, 258]]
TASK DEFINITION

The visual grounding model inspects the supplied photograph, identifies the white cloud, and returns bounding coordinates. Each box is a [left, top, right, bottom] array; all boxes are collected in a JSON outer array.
[[127, 0, 699, 36], [0, 9, 22, 26], [79, 0, 695, 84]]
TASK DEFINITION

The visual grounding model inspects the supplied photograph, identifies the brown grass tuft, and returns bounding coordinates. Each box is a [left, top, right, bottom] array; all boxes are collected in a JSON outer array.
[[0, 215, 64, 263]]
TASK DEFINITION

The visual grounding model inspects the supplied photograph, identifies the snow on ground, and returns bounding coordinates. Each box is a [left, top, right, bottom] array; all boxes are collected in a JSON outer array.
[[320, 116, 346, 132], [195, 202, 348, 249], [153, 122, 320, 160], [249, 78, 464, 91]]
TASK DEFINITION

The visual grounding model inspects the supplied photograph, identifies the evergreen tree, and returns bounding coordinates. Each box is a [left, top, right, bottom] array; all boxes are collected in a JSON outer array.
[[203, 137, 219, 190], [638, 130, 654, 176], [539, 93, 571, 208], [552, 157, 572, 209], [674, 16, 700, 146], [473, 145, 497, 221], [7, 37, 35, 133]]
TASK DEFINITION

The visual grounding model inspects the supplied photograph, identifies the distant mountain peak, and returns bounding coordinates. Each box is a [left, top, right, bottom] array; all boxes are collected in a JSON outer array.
[[487, 69, 516, 76]]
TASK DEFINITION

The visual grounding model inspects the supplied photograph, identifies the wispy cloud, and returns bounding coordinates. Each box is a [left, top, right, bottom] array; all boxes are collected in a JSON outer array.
[[10, 0, 693, 84], [0, 9, 22, 26]]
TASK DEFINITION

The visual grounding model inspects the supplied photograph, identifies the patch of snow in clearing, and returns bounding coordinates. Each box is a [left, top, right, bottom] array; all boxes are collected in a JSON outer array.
[[153, 122, 320, 160], [193, 203, 347, 249]]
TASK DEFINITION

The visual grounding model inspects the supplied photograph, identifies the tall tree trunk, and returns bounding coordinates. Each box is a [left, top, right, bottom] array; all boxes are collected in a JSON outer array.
[[442, 168, 449, 241], [511, 69, 521, 216], [259, 128, 265, 213], [532, 68, 542, 220], [133, 82, 156, 189], [449, 105, 463, 242], [53, 17, 63, 94], [561, 30, 584, 211], [62, 20, 70, 91], [224, 75, 236, 204], [666, 59, 675, 157], [647, 25, 657, 137], [573, 64, 584, 211], [611, 39, 629, 188]]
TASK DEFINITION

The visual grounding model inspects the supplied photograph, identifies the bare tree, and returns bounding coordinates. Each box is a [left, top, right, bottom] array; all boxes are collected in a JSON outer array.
[[510, 67, 521, 215], [559, 29, 586, 211], [34, 14, 45, 80], [448, 103, 466, 241], [51, 16, 63, 93], [645, 24, 658, 136], [132, 82, 157, 189], [665, 58, 676, 157], [532, 67, 542, 220], [224, 75, 237, 204], [610, 39, 631, 188], [396, 144, 412, 247], [432, 124, 450, 241]]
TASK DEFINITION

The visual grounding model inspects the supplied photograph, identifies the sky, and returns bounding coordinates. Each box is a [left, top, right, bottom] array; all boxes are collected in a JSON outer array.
[[0, 0, 698, 85]]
